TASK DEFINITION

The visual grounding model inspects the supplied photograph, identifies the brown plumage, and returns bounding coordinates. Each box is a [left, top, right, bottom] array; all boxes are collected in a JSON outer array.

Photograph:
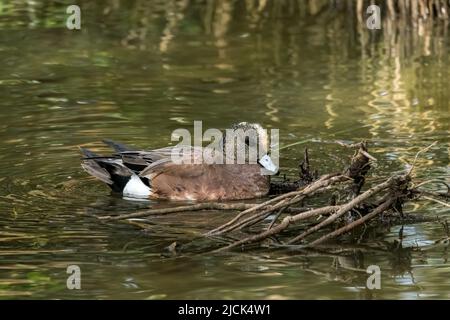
[[80, 123, 276, 201], [145, 162, 269, 201]]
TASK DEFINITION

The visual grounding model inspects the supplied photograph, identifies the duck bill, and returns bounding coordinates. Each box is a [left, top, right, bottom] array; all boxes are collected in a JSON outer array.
[[258, 154, 279, 175]]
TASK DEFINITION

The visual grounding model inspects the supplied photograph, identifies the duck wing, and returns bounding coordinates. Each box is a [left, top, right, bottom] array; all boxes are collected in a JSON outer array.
[[88, 140, 205, 177], [138, 146, 207, 177], [99, 140, 175, 172]]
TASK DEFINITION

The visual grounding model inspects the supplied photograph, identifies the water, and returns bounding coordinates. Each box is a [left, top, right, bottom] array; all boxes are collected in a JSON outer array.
[[0, 1, 449, 299]]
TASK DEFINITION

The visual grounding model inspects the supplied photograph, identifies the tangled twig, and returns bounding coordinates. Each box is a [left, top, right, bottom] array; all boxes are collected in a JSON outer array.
[[98, 141, 444, 254]]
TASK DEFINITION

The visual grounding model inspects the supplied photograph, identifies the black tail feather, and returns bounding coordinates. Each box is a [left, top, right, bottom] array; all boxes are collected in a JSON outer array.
[[102, 139, 136, 153], [79, 147, 101, 158], [80, 146, 135, 192]]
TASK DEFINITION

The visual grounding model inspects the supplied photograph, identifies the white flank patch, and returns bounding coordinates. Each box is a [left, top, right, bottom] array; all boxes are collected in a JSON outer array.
[[184, 194, 197, 201], [123, 175, 151, 199]]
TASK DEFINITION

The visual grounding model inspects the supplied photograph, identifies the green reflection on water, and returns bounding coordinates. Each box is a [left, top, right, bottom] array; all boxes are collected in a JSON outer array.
[[0, 1, 449, 299]]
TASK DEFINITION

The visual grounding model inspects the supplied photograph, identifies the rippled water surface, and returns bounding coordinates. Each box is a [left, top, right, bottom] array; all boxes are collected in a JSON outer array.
[[0, 1, 449, 299]]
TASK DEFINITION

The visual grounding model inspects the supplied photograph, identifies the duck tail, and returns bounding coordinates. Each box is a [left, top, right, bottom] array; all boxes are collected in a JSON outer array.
[[80, 147, 151, 197], [102, 139, 135, 153]]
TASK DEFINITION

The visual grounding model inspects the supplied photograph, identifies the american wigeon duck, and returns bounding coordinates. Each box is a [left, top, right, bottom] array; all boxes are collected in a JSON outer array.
[[80, 122, 278, 201]]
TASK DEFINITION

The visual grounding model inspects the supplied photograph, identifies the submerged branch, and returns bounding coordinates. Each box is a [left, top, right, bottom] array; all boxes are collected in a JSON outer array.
[[100, 203, 255, 221], [100, 141, 443, 254], [287, 176, 400, 244], [308, 198, 396, 246]]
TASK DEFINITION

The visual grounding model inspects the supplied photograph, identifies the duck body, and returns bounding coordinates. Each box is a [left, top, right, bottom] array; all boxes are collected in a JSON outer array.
[[80, 124, 275, 201], [143, 162, 269, 201]]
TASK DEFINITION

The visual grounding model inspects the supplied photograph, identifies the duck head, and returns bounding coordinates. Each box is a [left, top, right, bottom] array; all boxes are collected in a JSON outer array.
[[224, 122, 278, 174]]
